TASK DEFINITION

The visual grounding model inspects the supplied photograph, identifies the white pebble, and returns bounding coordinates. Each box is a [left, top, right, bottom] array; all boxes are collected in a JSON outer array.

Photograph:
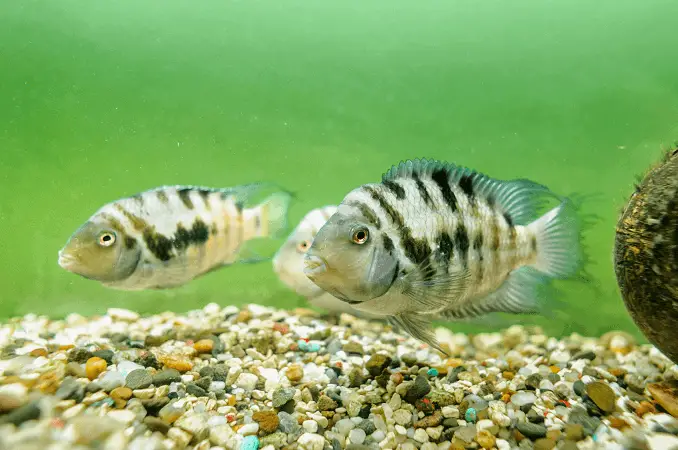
[[413, 428, 429, 443], [107, 410, 136, 425], [388, 393, 402, 410], [116, 360, 144, 377], [394, 425, 407, 435], [442, 406, 459, 418], [297, 433, 325, 450], [181, 374, 194, 384], [235, 373, 258, 391], [421, 444, 438, 450], [394, 409, 412, 426], [107, 308, 139, 321], [349, 428, 366, 445], [302, 420, 318, 433], [209, 381, 226, 392], [335, 418, 355, 435], [510, 391, 537, 407], [496, 439, 511, 450], [237, 423, 259, 435]]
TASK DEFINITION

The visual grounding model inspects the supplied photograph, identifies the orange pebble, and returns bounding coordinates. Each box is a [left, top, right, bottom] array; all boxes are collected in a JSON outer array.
[[193, 339, 214, 354], [160, 356, 193, 372], [30, 348, 48, 357], [85, 357, 107, 380]]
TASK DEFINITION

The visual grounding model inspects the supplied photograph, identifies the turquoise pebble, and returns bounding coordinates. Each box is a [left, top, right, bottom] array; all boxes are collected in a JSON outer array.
[[465, 407, 477, 423], [308, 343, 321, 352], [241, 435, 259, 450], [427, 368, 439, 377], [297, 340, 309, 351]]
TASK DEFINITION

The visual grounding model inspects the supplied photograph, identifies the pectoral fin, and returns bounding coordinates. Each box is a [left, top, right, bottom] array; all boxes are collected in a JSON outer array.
[[389, 313, 448, 356]]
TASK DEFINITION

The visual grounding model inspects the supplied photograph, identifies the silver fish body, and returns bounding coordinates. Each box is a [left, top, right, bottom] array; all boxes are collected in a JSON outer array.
[[58, 184, 292, 290], [273, 205, 380, 318], [304, 158, 583, 354]]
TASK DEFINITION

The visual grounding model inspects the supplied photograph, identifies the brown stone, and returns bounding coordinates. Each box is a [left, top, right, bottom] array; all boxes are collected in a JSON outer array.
[[253, 410, 279, 434], [586, 381, 617, 413], [110, 387, 133, 409], [648, 380, 678, 417], [193, 339, 214, 354], [159, 355, 193, 372]]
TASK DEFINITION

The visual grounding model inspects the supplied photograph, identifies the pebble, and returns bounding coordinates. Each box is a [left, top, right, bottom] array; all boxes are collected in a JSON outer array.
[[85, 357, 107, 380], [241, 435, 260, 450], [297, 433, 325, 450], [349, 428, 366, 445], [152, 369, 181, 386], [126, 369, 153, 390], [253, 410, 280, 433], [586, 381, 617, 413]]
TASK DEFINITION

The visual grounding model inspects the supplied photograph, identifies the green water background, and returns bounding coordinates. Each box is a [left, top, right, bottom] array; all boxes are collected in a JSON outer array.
[[2, 0, 678, 340]]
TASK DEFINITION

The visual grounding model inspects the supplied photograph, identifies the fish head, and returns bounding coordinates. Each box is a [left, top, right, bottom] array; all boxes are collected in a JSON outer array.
[[303, 201, 399, 304], [58, 219, 141, 283], [273, 205, 338, 298]]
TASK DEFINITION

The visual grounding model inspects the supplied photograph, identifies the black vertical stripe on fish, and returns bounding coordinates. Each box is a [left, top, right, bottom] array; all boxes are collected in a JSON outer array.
[[99, 213, 126, 235], [382, 179, 406, 200], [435, 231, 454, 270], [458, 173, 474, 199], [473, 232, 484, 282], [173, 219, 210, 250], [362, 186, 404, 228], [399, 226, 435, 281], [502, 211, 513, 227], [382, 234, 395, 254], [132, 194, 144, 206], [255, 215, 261, 230], [143, 229, 174, 262], [412, 173, 433, 207], [389, 260, 400, 286], [346, 200, 381, 229], [210, 224, 219, 235], [235, 200, 244, 213], [156, 190, 169, 204], [198, 190, 211, 210], [453, 222, 470, 267], [530, 235, 538, 253], [124, 236, 137, 250], [177, 188, 194, 210], [491, 214, 501, 251], [430, 168, 458, 212], [114, 204, 148, 231]]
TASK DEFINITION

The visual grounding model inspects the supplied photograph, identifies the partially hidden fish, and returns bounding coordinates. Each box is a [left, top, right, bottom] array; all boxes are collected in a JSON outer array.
[[303, 158, 583, 354], [273, 205, 381, 318], [58, 184, 292, 290]]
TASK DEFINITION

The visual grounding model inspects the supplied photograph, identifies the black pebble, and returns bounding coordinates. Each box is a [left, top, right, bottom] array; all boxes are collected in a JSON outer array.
[[68, 348, 94, 364], [358, 404, 371, 419], [135, 353, 161, 370], [573, 380, 587, 397], [525, 374, 543, 390]]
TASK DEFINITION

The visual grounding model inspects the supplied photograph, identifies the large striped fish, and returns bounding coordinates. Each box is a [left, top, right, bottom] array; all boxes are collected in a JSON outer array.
[[303, 158, 583, 354], [273, 205, 380, 318], [58, 184, 292, 290]]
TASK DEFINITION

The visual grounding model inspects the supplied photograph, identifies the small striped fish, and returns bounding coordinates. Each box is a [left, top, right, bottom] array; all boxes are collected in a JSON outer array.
[[304, 158, 583, 354], [273, 205, 381, 318], [58, 184, 292, 290]]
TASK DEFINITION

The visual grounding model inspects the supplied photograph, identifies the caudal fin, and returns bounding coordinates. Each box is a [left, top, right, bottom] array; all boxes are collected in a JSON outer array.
[[258, 191, 293, 238], [528, 198, 582, 279]]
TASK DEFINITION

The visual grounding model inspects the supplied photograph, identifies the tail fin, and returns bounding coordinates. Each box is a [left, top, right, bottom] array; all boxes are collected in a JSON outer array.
[[257, 191, 293, 238], [528, 198, 583, 279]]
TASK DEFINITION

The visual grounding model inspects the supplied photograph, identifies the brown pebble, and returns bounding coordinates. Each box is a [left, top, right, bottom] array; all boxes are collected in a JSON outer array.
[[476, 430, 496, 449], [564, 424, 584, 441], [159, 355, 193, 372], [546, 429, 561, 441], [85, 357, 107, 381], [30, 348, 48, 357], [534, 438, 556, 450], [636, 401, 657, 417], [110, 387, 133, 409], [647, 380, 678, 417], [413, 411, 442, 428], [36, 370, 60, 394], [502, 371, 515, 380], [227, 395, 236, 407], [253, 410, 279, 434], [144, 416, 170, 434], [286, 364, 304, 383], [235, 310, 252, 323], [586, 381, 617, 413], [193, 339, 214, 354], [608, 416, 630, 430], [446, 358, 464, 368]]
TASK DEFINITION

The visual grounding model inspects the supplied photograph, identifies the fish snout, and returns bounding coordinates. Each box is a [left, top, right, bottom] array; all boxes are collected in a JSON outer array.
[[57, 249, 78, 270], [303, 254, 328, 279]]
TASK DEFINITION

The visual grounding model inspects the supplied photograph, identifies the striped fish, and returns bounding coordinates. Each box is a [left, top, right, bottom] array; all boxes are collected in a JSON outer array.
[[273, 205, 381, 318], [303, 158, 583, 354], [58, 184, 292, 290]]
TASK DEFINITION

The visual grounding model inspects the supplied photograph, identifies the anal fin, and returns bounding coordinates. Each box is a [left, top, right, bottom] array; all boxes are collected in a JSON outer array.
[[441, 266, 562, 320], [389, 313, 449, 356]]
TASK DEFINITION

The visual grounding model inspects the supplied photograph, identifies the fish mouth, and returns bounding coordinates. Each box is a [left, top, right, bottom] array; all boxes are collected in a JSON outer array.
[[57, 250, 78, 270], [303, 255, 328, 280]]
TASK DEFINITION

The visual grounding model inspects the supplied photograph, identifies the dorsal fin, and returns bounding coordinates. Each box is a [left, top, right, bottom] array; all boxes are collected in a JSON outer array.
[[382, 158, 561, 225]]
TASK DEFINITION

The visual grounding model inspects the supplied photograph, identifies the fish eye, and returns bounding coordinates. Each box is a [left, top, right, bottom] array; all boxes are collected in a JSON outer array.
[[98, 231, 117, 247], [297, 240, 311, 253], [351, 227, 369, 245]]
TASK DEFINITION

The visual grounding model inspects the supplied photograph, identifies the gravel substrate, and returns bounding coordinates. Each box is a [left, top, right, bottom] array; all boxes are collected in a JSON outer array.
[[1, 304, 678, 450]]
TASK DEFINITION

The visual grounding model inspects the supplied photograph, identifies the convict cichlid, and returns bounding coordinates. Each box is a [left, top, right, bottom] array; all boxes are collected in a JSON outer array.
[[58, 184, 292, 290], [303, 158, 583, 354], [273, 205, 380, 318]]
